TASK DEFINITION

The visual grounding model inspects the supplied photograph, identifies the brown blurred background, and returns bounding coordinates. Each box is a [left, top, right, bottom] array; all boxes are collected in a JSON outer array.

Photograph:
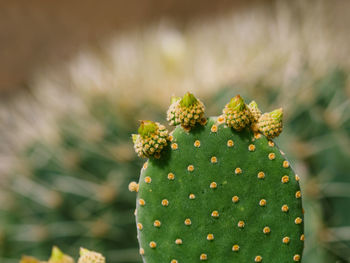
[[0, 0, 270, 96]]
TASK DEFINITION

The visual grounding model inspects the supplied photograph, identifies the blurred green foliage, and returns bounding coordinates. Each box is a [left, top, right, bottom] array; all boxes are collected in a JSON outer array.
[[0, 96, 148, 263]]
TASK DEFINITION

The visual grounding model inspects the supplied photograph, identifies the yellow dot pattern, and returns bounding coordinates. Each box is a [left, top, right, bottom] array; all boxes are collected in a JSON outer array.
[[211, 210, 219, 218], [295, 217, 303, 224], [168, 172, 175, 180], [161, 199, 169, 207], [257, 171, 265, 179], [139, 199, 145, 206], [282, 204, 289, 212], [237, 221, 245, 228], [171, 143, 178, 150], [153, 220, 161, 227], [235, 167, 242, 174], [210, 182, 217, 189], [283, 237, 290, 244], [259, 199, 267, 207], [184, 218, 192, 226], [248, 144, 256, 151], [227, 139, 234, 147], [232, 244, 240, 252], [194, 140, 201, 147], [144, 176, 152, 183], [293, 254, 301, 261], [206, 233, 214, 241], [255, 255, 263, 262], [187, 165, 194, 172], [281, 175, 289, 183], [232, 196, 240, 203], [263, 226, 271, 234], [283, 160, 290, 168], [149, 241, 157, 249], [136, 117, 304, 261], [175, 239, 183, 245]]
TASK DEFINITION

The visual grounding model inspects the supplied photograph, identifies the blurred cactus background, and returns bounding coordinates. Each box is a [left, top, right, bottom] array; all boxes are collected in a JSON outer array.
[[0, 0, 350, 262]]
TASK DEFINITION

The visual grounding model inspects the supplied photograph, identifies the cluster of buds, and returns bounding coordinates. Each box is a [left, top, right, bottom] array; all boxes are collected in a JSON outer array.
[[132, 121, 169, 158], [133, 92, 284, 159], [167, 92, 205, 128]]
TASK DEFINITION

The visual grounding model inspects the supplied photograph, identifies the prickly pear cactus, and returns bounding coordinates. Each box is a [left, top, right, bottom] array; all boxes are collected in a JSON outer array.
[[131, 93, 304, 263]]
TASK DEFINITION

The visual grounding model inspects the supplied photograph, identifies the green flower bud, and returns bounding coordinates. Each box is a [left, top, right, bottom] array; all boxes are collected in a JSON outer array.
[[223, 95, 251, 131]]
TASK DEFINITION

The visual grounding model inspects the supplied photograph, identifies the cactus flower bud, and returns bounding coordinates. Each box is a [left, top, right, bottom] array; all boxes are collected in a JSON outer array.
[[223, 95, 251, 131], [78, 248, 105, 263], [258, 108, 283, 139], [167, 92, 205, 128], [133, 121, 169, 158]]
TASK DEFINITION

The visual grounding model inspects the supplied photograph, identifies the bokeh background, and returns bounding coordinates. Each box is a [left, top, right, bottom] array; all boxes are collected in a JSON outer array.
[[0, 0, 350, 262]]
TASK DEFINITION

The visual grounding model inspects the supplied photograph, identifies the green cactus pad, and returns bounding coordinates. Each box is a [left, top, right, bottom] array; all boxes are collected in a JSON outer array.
[[135, 117, 304, 263]]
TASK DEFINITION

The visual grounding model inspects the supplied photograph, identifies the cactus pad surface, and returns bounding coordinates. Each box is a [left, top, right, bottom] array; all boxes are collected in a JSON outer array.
[[135, 116, 304, 262]]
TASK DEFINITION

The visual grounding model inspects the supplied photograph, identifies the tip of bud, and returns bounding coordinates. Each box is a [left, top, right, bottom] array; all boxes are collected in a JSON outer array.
[[50, 246, 63, 261], [180, 92, 198, 107], [248, 100, 259, 109], [227, 95, 245, 111], [270, 108, 283, 120], [170, 95, 181, 104], [132, 134, 139, 143], [79, 247, 89, 256], [138, 121, 158, 138]]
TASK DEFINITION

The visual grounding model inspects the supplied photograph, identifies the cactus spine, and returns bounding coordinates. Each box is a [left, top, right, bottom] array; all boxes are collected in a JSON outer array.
[[131, 93, 304, 262]]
